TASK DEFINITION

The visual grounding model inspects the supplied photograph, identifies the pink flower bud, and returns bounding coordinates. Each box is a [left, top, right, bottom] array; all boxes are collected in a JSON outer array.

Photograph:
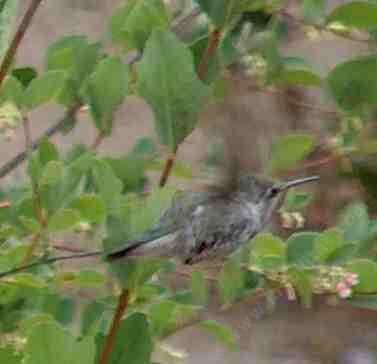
[[344, 273, 359, 287], [336, 282, 352, 298]]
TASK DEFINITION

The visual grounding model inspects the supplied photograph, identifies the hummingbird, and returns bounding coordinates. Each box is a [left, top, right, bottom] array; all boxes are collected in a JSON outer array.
[[107, 174, 319, 265], [0, 174, 319, 279]]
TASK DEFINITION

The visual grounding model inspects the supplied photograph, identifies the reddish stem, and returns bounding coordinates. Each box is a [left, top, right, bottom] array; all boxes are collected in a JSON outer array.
[[99, 290, 130, 364], [0, 0, 44, 87], [197, 29, 222, 81], [158, 152, 177, 187]]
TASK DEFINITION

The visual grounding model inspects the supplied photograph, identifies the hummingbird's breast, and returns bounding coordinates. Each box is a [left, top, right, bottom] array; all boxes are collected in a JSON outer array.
[[177, 197, 263, 264]]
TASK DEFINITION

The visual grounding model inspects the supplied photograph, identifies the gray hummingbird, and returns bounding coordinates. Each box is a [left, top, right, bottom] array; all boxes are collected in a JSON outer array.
[[0, 174, 319, 279], [107, 174, 319, 265]]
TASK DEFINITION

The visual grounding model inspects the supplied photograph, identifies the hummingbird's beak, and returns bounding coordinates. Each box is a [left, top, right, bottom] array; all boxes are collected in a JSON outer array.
[[277, 175, 320, 192]]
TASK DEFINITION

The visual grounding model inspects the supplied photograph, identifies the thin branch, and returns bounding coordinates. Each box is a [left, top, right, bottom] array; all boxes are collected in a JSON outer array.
[[197, 29, 223, 81], [158, 151, 177, 187], [0, 0, 44, 87], [0, 250, 102, 279], [0, 103, 81, 178], [99, 290, 130, 364]]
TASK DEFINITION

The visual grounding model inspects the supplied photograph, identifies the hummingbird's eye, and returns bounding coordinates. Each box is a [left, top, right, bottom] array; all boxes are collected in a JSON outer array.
[[266, 187, 279, 199]]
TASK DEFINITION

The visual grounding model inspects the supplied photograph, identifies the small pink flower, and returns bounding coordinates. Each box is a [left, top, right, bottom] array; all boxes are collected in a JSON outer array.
[[344, 273, 359, 287], [336, 282, 352, 298]]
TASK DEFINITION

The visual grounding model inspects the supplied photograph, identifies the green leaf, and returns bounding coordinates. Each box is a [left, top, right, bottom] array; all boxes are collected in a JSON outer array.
[[92, 160, 123, 209], [149, 299, 196, 337], [40, 295, 76, 325], [27, 153, 42, 186], [81, 301, 105, 337], [288, 267, 313, 308], [198, 320, 238, 350], [97, 313, 152, 364], [70, 194, 106, 224], [75, 270, 106, 288], [253, 255, 286, 270], [197, 0, 245, 28], [38, 138, 60, 166], [326, 2, 377, 30], [348, 294, 377, 310], [137, 29, 210, 151], [287, 232, 319, 266], [0, 75, 24, 108], [20, 314, 55, 337], [11, 273, 46, 289], [24, 322, 95, 364], [217, 258, 245, 305], [327, 55, 377, 112], [106, 156, 147, 192], [267, 134, 316, 174], [39, 161, 65, 187], [314, 228, 344, 263], [48, 208, 81, 232], [325, 243, 358, 265], [12, 67, 37, 87], [40, 153, 92, 214], [347, 259, 377, 293], [0, 346, 22, 364], [131, 137, 157, 156], [83, 56, 128, 135], [115, 187, 176, 240], [109, 0, 170, 51], [338, 202, 370, 242], [275, 57, 322, 87], [251, 233, 286, 258], [24, 71, 67, 110], [109, 256, 174, 292], [302, 0, 325, 22], [46, 36, 88, 71], [191, 271, 210, 306], [46, 36, 101, 106], [283, 190, 313, 212], [0, 245, 29, 272]]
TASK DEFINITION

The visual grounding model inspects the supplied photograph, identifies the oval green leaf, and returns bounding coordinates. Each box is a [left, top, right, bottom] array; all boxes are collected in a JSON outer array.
[[327, 2, 377, 30]]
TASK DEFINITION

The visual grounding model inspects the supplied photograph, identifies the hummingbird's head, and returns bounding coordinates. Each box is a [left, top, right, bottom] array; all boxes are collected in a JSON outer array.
[[236, 174, 320, 225]]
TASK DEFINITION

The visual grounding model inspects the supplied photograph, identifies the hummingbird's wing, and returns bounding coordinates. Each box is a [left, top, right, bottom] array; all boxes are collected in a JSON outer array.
[[106, 191, 217, 261], [182, 199, 259, 264]]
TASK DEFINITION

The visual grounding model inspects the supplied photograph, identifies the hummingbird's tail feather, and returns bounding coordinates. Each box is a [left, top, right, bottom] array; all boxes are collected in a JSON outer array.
[[106, 232, 180, 262], [106, 241, 145, 261]]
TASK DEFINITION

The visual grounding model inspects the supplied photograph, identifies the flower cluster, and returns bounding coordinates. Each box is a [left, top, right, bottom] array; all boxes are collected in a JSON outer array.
[[335, 272, 359, 299], [313, 266, 359, 298]]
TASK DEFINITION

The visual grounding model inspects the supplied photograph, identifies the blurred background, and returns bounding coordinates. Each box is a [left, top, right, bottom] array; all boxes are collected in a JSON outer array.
[[2, 0, 376, 363]]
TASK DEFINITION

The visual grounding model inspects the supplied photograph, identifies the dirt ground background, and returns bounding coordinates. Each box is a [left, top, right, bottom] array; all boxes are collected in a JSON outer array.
[[1, 1, 376, 363]]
